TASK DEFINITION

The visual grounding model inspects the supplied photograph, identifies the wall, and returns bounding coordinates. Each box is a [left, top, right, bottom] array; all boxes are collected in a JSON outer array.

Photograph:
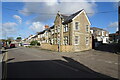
[[40, 43, 74, 52], [72, 11, 92, 51]]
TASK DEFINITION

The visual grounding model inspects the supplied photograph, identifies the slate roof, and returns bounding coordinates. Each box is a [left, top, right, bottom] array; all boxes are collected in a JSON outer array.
[[61, 14, 68, 20], [62, 9, 83, 24], [37, 26, 54, 35], [37, 30, 45, 35], [50, 25, 54, 29]]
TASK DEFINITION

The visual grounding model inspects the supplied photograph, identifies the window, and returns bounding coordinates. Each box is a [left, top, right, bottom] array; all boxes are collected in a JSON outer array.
[[51, 39, 53, 44], [102, 31, 105, 36], [75, 22, 79, 30], [55, 26, 57, 33], [86, 25, 89, 32], [75, 36, 79, 45], [54, 38, 57, 44], [86, 37, 89, 45], [64, 24, 68, 32], [51, 29, 54, 34], [46, 40, 47, 43], [98, 31, 101, 35], [46, 32, 48, 36], [64, 36, 68, 45], [58, 26, 60, 32], [62, 20, 64, 23], [38, 35, 40, 38]]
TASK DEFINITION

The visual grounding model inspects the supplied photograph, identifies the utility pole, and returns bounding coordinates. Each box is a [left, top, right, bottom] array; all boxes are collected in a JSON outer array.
[[58, 33, 60, 52]]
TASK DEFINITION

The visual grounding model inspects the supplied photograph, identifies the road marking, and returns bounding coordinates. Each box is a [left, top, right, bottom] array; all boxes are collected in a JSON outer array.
[[105, 61, 112, 63], [115, 63, 118, 65], [51, 60, 79, 72]]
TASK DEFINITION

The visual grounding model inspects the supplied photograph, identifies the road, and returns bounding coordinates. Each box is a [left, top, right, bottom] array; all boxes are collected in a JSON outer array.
[[6, 47, 118, 79]]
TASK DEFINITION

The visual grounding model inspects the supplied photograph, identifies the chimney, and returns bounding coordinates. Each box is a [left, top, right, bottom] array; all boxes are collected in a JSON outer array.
[[44, 25, 49, 29]]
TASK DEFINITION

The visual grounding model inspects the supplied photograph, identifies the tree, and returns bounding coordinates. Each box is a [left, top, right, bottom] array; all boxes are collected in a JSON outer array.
[[16, 37, 22, 42], [30, 40, 39, 46], [16, 37, 22, 40]]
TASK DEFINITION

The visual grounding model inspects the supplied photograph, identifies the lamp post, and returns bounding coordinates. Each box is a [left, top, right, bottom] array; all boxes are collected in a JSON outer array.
[[58, 34, 60, 52]]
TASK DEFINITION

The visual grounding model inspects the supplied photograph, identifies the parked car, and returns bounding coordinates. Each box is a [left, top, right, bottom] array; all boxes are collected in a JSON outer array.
[[0, 42, 2, 50], [23, 43, 30, 47], [10, 43, 15, 48]]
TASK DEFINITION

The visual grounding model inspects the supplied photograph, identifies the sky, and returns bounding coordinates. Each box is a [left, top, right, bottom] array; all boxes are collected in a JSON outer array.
[[1, 1, 118, 39]]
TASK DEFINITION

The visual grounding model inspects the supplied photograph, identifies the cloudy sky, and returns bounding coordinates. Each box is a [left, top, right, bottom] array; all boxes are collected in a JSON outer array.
[[2, 1, 118, 39]]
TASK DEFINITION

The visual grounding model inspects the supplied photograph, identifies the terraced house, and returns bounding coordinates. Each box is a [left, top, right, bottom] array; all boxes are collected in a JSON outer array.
[[37, 9, 92, 52]]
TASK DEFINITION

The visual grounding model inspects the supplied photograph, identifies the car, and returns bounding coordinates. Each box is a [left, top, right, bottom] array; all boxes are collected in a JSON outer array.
[[10, 43, 15, 48], [23, 43, 30, 47], [0, 42, 2, 49]]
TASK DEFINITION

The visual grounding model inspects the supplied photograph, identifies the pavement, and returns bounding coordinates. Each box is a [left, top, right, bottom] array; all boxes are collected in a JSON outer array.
[[0, 50, 2, 80], [0, 49, 8, 80], [6, 47, 119, 79]]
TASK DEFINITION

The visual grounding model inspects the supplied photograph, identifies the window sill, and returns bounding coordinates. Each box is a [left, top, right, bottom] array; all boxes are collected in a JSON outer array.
[[63, 31, 69, 33], [74, 44, 79, 45], [74, 30, 80, 31]]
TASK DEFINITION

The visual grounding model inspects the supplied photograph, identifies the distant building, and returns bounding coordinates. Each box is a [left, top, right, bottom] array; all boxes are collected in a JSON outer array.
[[90, 27, 109, 48], [109, 31, 120, 43]]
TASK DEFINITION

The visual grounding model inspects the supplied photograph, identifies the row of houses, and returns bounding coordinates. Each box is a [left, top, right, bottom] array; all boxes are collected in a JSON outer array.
[[23, 9, 111, 52]]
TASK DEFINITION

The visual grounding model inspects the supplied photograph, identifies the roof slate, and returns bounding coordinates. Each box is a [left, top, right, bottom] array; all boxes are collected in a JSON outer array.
[[62, 9, 83, 24]]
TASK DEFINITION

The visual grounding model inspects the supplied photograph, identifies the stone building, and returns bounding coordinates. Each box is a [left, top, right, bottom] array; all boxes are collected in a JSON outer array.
[[37, 9, 92, 52]]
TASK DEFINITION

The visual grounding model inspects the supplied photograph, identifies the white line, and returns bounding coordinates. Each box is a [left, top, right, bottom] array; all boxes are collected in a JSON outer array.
[[51, 60, 79, 72], [105, 61, 112, 63], [115, 63, 118, 65]]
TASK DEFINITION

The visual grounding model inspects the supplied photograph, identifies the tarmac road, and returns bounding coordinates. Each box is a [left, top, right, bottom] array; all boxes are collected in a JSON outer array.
[[6, 47, 118, 79]]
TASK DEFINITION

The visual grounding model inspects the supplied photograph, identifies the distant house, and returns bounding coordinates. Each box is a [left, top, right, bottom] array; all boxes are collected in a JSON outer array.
[[109, 31, 120, 43], [90, 27, 109, 48]]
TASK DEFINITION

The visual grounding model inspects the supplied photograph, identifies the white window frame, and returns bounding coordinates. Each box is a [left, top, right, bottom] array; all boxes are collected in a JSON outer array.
[[98, 31, 101, 35], [86, 37, 89, 45], [55, 26, 57, 33], [54, 38, 57, 44], [74, 36, 79, 45], [51, 29, 54, 34], [58, 26, 60, 33], [64, 24, 68, 32], [63, 36, 68, 45], [102, 31, 105, 36], [86, 25, 89, 32], [46, 31, 48, 36], [75, 21, 80, 31], [38, 35, 40, 38]]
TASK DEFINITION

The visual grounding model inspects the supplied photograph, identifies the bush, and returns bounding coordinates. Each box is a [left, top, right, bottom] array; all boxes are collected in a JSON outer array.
[[30, 40, 39, 46], [37, 43, 40, 46]]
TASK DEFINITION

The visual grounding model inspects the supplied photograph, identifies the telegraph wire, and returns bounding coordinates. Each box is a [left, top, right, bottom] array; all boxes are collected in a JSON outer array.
[[2, 6, 118, 15]]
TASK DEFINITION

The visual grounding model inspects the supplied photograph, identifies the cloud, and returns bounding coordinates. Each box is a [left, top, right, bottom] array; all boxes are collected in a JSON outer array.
[[29, 22, 44, 32], [2, 22, 18, 37], [13, 15, 22, 24], [19, 2, 97, 22], [105, 21, 118, 33], [26, 20, 31, 25]]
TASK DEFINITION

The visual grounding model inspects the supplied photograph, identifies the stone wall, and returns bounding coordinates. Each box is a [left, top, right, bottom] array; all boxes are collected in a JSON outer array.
[[40, 43, 74, 52]]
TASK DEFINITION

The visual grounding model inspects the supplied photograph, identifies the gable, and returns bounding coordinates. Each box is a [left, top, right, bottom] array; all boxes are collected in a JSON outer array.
[[54, 14, 61, 25], [72, 10, 91, 25]]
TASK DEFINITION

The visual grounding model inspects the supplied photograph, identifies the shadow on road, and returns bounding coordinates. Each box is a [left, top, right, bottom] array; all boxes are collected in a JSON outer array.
[[6, 56, 118, 79], [7, 58, 15, 62], [2, 51, 8, 54], [94, 43, 120, 54]]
